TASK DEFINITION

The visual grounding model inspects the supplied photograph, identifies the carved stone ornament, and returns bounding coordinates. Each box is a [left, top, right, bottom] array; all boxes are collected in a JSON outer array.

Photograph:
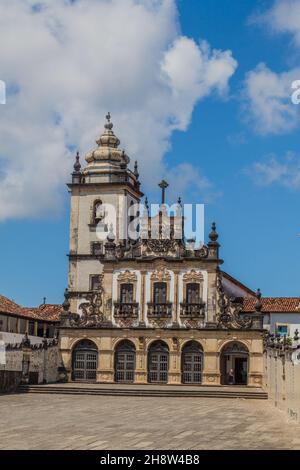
[[145, 238, 179, 255], [150, 266, 171, 282], [216, 271, 253, 330], [71, 276, 105, 327], [182, 318, 205, 329], [115, 317, 139, 328], [148, 317, 172, 328], [117, 270, 137, 283], [183, 269, 204, 283]]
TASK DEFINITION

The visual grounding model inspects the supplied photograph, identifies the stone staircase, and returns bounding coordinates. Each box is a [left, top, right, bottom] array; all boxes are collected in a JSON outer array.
[[17, 383, 268, 399]]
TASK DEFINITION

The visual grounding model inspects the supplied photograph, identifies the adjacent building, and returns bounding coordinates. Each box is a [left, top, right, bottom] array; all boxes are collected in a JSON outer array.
[[0, 295, 60, 345]]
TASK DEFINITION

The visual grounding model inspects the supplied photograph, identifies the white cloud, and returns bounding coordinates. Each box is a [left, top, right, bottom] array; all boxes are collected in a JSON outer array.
[[244, 63, 300, 134], [246, 151, 300, 188], [165, 163, 220, 203], [257, 0, 300, 46], [0, 0, 237, 221], [244, 1, 300, 134]]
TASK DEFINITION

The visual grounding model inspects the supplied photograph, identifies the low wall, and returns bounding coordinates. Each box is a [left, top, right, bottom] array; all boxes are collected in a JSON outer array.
[[0, 337, 62, 393], [264, 347, 300, 422]]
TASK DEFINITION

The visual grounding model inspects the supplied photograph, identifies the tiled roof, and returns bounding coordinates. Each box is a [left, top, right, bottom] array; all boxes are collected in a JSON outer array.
[[0, 295, 23, 315], [22, 304, 62, 322], [0, 295, 62, 322], [243, 297, 300, 313]]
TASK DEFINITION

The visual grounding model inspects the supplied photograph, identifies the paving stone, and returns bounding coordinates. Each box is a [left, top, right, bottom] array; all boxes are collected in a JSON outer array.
[[0, 394, 299, 449]]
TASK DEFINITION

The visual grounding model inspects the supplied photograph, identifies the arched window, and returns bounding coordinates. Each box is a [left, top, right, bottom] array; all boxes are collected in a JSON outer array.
[[93, 200, 105, 225], [181, 341, 203, 384], [148, 341, 169, 383], [72, 340, 98, 381], [115, 340, 136, 383]]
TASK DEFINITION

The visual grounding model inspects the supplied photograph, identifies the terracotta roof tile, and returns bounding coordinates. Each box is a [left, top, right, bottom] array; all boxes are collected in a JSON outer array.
[[243, 297, 300, 313], [22, 304, 62, 322], [0, 295, 62, 322], [0, 295, 23, 315]]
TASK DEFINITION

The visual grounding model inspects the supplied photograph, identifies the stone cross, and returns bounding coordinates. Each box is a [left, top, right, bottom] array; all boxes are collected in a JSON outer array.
[[158, 180, 169, 205]]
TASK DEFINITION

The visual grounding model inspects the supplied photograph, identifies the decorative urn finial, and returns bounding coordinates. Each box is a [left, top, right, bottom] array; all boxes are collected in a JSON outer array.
[[134, 160, 139, 179], [73, 151, 81, 173], [255, 288, 262, 312], [209, 222, 219, 243], [62, 288, 70, 312]]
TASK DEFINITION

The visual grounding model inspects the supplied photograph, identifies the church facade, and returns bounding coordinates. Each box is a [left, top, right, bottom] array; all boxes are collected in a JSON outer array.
[[59, 114, 265, 387]]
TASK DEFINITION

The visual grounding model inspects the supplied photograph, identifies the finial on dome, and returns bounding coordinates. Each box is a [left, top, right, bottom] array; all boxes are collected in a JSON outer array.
[[105, 111, 113, 131], [73, 151, 81, 173]]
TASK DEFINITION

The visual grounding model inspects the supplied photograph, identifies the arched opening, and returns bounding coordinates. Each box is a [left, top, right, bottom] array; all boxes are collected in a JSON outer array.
[[220, 342, 249, 386], [115, 340, 136, 383], [148, 340, 169, 383], [181, 341, 203, 384], [72, 340, 98, 382]]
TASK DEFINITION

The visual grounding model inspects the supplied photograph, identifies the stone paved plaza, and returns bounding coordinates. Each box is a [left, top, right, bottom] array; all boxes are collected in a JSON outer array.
[[0, 393, 299, 450]]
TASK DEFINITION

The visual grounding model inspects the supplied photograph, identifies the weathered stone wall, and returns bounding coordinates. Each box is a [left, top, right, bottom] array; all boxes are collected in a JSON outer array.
[[0, 342, 62, 392], [264, 348, 300, 422]]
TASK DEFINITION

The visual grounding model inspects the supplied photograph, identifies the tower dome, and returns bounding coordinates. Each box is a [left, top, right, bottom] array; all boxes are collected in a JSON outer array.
[[85, 113, 130, 169]]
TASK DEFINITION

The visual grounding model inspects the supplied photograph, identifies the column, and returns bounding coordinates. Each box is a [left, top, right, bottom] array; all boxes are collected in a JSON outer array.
[[98, 337, 114, 383], [134, 337, 147, 384], [168, 338, 181, 384], [139, 271, 146, 327], [201, 339, 220, 386], [173, 272, 179, 325]]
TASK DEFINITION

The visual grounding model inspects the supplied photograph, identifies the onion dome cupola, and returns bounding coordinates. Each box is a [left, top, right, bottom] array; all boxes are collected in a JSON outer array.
[[84, 112, 130, 173]]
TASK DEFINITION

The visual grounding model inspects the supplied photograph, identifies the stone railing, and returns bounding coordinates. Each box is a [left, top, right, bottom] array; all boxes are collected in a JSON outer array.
[[180, 302, 206, 318], [147, 302, 172, 317], [114, 302, 139, 318]]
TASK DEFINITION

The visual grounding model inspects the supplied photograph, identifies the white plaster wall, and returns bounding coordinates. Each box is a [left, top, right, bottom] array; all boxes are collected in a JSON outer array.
[[267, 313, 300, 337], [0, 332, 44, 346]]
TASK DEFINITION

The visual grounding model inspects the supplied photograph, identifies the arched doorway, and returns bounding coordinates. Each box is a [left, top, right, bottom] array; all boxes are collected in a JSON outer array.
[[72, 340, 98, 381], [148, 341, 169, 383], [115, 340, 136, 383], [220, 342, 249, 385], [181, 341, 203, 384]]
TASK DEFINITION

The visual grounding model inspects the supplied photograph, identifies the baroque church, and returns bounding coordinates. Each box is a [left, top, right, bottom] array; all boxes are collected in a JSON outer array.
[[60, 114, 265, 387]]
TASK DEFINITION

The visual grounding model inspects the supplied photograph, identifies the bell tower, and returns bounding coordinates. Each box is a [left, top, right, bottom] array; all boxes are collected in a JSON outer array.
[[67, 114, 143, 314]]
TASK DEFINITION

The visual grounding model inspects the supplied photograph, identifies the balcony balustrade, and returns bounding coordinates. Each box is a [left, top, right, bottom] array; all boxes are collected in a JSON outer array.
[[114, 302, 139, 318], [147, 302, 172, 317], [180, 302, 206, 318]]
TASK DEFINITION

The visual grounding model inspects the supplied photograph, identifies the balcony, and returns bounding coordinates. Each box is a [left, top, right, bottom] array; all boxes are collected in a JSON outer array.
[[114, 302, 139, 318], [147, 302, 172, 317], [180, 302, 206, 318]]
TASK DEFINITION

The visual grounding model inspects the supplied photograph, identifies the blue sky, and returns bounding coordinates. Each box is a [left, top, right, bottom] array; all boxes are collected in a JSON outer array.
[[0, 0, 300, 306]]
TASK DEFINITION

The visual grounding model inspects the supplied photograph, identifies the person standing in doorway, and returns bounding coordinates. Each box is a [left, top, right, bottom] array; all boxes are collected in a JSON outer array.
[[228, 368, 234, 385]]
